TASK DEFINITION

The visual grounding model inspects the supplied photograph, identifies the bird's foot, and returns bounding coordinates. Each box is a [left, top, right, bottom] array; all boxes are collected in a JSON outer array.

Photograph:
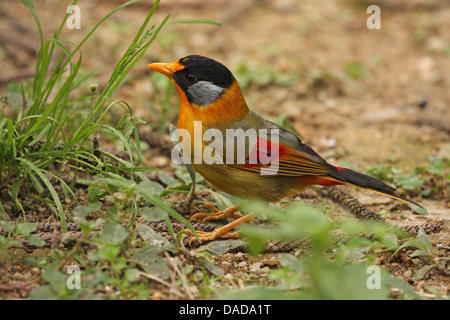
[[184, 213, 255, 245], [189, 203, 242, 223]]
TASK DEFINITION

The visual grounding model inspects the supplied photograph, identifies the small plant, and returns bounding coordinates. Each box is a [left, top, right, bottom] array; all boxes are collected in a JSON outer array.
[[344, 61, 367, 80], [388, 227, 434, 262], [215, 201, 418, 299], [0, 0, 227, 300], [234, 62, 300, 89], [0, 221, 45, 251], [365, 155, 449, 201], [0, 0, 170, 231]]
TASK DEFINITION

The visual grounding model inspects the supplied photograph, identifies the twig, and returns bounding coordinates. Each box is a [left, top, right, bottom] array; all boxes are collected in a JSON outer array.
[[165, 252, 195, 300], [139, 271, 184, 298]]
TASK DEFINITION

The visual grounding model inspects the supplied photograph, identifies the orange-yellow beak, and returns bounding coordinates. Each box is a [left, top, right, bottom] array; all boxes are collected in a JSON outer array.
[[147, 61, 184, 77]]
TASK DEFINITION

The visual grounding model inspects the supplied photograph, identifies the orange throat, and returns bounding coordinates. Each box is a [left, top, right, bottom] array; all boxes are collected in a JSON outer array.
[[176, 79, 249, 133]]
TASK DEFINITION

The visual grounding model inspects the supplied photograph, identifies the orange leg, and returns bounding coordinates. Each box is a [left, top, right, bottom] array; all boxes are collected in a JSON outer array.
[[189, 203, 242, 223], [185, 213, 256, 245]]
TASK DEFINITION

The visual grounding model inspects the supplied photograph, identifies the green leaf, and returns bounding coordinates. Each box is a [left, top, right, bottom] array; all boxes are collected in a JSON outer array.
[[417, 227, 433, 255], [157, 171, 178, 186], [383, 276, 423, 299], [394, 172, 424, 191], [11, 179, 21, 201], [19, 0, 34, 9], [41, 267, 68, 294], [279, 253, 304, 273], [412, 205, 428, 215], [135, 180, 164, 196], [167, 19, 222, 26], [87, 185, 107, 202], [217, 286, 293, 300], [131, 246, 170, 280], [380, 233, 399, 250], [26, 235, 46, 247], [99, 222, 129, 244], [75, 203, 102, 216], [344, 61, 367, 80], [140, 207, 168, 223], [124, 268, 140, 282], [208, 190, 235, 211], [16, 222, 37, 236], [25, 169, 44, 194], [389, 239, 421, 262], [29, 286, 58, 300], [365, 164, 394, 182], [16, 158, 66, 231], [28, 122, 51, 147], [79, 176, 136, 192], [0, 221, 13, 233], [200, 258, 224, 278], [134, 184, 199, 241], [98, 246, 120, 262], [273, 114, 302, 138], [136, 223, 171, 247], [240, 226, 273, 256], [113, 166, 157, 173], [409, 249, 428, 258]]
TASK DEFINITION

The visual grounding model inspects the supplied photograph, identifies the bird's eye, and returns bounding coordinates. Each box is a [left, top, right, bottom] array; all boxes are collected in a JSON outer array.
[[185, 74, 197, 84]]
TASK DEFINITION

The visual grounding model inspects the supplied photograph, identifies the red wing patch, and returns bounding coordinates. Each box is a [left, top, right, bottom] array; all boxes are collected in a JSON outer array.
[[228, 136, 337, 176]]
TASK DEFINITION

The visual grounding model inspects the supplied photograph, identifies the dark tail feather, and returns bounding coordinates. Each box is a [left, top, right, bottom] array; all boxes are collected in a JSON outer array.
[[326, 167, 422, 208]]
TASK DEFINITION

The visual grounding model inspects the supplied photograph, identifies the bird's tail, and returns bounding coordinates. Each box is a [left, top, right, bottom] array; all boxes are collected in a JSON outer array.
[[318, 167, 422, 207]]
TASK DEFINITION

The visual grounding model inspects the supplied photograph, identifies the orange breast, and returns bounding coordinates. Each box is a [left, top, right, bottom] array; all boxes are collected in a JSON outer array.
[[176, 80, 249, 154]]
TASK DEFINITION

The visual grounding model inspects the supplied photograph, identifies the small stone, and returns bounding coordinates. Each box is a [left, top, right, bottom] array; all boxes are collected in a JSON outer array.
[[221, 261, 231, 269], [238, 261, 247, 270], [249, 262, 261, 272], [224, 273, 234, 280], [403, 270, 413, 279], [151, 292, 163, 300]]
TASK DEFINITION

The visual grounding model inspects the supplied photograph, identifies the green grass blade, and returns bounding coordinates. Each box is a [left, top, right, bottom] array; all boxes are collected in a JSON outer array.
[[48, 39, 74, 58], [16, 158, 67, 231], [167, 19, 222, 26]]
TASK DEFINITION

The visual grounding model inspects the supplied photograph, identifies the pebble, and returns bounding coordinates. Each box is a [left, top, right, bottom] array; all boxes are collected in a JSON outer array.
[[249, 262, 270, 274], [221, 261, 231, 269], [13, 272, 27, 281], [151, 292, 163, 300], [238, 261, 247, 270], [249, 262, 261, 272], [188, 285, 200, 297], [403, 270, 413, 279], [31, 267, 40, 274], [224, 273, 234, 280], [320, 137, 337, 148], [416, 280, 425, 289]]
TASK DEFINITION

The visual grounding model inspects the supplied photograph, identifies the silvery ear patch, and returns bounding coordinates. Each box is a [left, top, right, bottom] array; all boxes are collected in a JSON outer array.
[[187, 81, 224, 106]]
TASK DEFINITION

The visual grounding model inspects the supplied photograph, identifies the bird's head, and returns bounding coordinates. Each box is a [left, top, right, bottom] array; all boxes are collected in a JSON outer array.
[[147, 55, 247, 111]]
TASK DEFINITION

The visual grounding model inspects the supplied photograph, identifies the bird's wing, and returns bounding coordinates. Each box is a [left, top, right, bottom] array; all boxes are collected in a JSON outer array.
[[225, 112, 338, 177], [213, 112, 421, 206]]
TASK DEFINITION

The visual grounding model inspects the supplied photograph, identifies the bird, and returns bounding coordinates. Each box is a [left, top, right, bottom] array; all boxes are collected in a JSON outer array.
[[147, 55, 421, 243]]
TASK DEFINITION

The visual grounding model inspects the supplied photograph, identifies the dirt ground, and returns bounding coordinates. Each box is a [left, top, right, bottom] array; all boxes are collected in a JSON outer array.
[[0, 0, 449, 299]]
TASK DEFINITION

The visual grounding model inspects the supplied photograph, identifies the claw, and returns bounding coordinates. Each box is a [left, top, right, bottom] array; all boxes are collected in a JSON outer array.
[[189, 204, 242, 223], [183, 213, 256, 245]]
